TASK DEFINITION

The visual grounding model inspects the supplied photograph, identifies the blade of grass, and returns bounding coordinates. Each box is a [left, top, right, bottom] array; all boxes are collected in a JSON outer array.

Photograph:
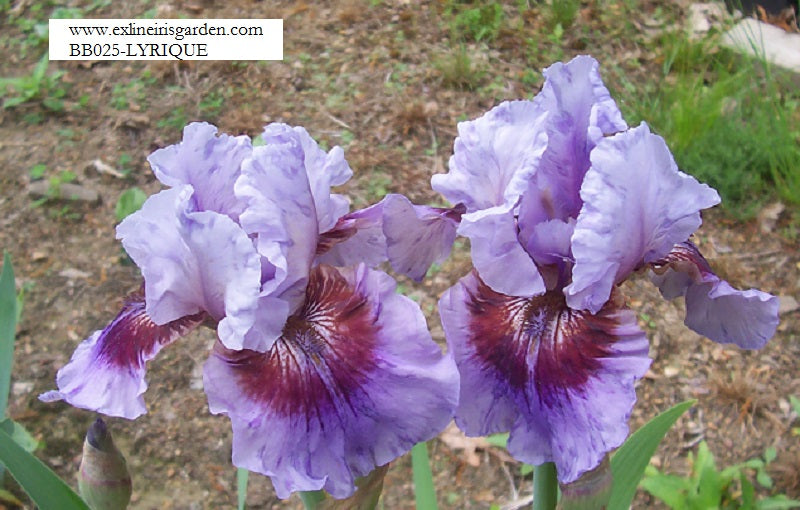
[[237, 467, 249, 510], [0, 428, 89, 509], [411, 441, 438, 510], [0, 252, 17, 418]]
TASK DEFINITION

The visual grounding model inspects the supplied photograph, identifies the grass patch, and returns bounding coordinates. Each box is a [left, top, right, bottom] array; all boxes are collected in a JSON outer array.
[[447, 1, 504, 42], [620, 31, 800, 217]]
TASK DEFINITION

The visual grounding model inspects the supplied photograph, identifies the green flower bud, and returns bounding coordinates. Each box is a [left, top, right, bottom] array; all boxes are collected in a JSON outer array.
[[78, 419, 132, 510], [558, 456, 612, 510]]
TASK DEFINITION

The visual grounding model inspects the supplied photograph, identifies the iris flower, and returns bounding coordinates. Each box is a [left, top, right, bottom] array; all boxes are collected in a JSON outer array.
[[432, 56, 779, 483], [42, 122, 460, 498]]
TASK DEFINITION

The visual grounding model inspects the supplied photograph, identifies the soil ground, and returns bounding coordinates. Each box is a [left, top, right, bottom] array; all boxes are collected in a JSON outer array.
[[0, 1, 798, 508]]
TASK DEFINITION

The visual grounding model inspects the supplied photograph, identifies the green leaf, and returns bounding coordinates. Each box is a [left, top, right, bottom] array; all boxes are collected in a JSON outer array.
[[0, 418, 39, 452], [0, 428, 89, 509], [31, 54, 49, 83], [237, 467, 248, 510], [764, 447, 777, 464], [411, 441, 438, 510], [0, 252, 17, 418], [789, 396, 800, 415], [757, 496, 800, 510], [0, 487, 24, 506], [693, 442, 723, 509], [741, 471, 756, 510], [115, 187, 148, 222], [608, 399, 695, 510], [639, 471, 688, 508], [484, 433, 509, 448], [756, 469, 773, 488]]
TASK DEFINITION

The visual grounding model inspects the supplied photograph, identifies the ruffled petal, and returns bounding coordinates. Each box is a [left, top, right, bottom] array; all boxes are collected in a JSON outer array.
[[382, 194, 462, 281], [439, 273, 650, 483], [262, 123, 352, 234], [147, 122, 252, 220], [431, 100, 548, 211], [236, 141, 319, 309], [650, 242, 779, 349], [204, 264, 458, 499], [566, 123, 720, 314], [458, 204, 545, 297], [440, 272, 650, 483], [519, 56, 628, 227], [39, 290, 204, 419], [315, 202, 387, 269], [538, 56, 627, 152], [116, 186, 262, 350]]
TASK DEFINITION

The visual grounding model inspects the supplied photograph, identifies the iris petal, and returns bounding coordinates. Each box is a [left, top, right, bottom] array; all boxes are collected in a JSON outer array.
[[566, 123, 720, 313], [147, 122, 252, 221], [650, 242, 779, 349], [39, 290, 204, 419], [382, 194, 462, 281], [431, 100, 548, 211], [519, 55, 627, 230], [315, 201, 387, 269], [459, 204, 546, 297], [440, 272, 650, 483], [203, 264, 458, 499], [116, 186, 262, 350], [261, 123, 352, 234], [237, 141, 319, 310]]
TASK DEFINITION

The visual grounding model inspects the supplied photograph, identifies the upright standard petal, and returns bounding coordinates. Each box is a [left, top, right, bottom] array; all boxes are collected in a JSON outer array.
[[147, 122, 252, 220], [650, 242, 779, 349], [237, 141, 319, 309], [566, 123, 720, 314], [262, 123, 352, 234], [440, 273, 650, 483], [519, 55, 628, 229], [39, 290, 204, 419], [116, 186, 262, 350], [458, 204, 546, 297], [204, 264, 458, 499], [431, 100, 548, 211]]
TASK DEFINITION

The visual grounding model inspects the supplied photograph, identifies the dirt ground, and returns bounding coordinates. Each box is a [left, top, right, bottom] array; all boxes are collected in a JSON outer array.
[[0, 1, 798, 508]]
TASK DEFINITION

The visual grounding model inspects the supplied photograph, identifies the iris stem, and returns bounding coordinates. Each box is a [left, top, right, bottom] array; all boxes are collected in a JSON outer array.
[[533, 462, 558, 510], [299, 490, 326, 509]]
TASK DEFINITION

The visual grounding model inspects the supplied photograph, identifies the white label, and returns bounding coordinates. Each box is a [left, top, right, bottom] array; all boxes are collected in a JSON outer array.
[[49, 19, 283, 61]]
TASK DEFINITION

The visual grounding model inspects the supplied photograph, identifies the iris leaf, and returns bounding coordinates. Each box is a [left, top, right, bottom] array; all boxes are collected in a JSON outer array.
[[0, 252, 17, 418], [411, 441, 438, 510], [237, 467, 249, 510], [0, 428, 89, 509], [607, 399, 695, 510]]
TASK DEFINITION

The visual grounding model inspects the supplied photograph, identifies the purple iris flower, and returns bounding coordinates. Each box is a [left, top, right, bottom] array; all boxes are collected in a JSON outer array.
[[432, 56, 779, 483], [41, 122, 459, 498]]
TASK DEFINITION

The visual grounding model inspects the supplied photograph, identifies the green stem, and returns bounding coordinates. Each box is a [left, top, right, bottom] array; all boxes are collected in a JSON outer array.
[[533, 462, 558, 510], [411, 441, 438, 510], [299, 490, 326, 509]]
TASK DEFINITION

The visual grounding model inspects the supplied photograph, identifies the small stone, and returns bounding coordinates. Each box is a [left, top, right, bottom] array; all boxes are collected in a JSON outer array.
[[663, 365, 680, 377], [779, 295, 799, 315], [59, 268, 91, 279], [11, 381, 34, 396], [29, 180, 100, 203]]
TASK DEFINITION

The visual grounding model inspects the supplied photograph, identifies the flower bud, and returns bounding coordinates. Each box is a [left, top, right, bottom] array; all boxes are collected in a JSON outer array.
[[78, 418, 132, 510], [558, 456, 612, 510]]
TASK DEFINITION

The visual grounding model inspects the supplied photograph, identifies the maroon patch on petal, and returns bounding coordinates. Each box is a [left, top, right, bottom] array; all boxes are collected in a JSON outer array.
[[94, 288, 205, 370], [316, 216, 358, 255], [466, 275, 623, 406], [651, 241, 714, 281], [222, 265, 379, 416]]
